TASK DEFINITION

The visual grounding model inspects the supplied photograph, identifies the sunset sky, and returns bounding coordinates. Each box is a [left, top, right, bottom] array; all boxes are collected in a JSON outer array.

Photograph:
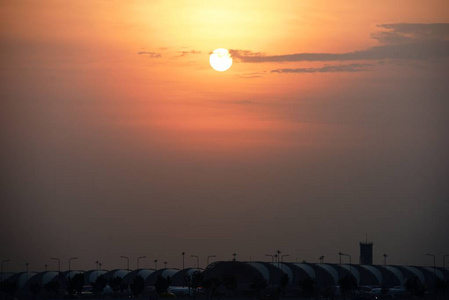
[[1, 1, 449, 272]]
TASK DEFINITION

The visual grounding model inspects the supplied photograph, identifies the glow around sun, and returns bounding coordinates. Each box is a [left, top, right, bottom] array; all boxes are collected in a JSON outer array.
[[209, 48, 233, 72]]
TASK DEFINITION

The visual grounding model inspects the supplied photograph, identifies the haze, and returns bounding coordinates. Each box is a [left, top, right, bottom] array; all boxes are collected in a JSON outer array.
[[1, 1, 448, 272]]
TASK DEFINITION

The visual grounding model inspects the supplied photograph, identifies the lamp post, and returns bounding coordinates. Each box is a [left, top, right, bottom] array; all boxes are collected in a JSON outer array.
[[232, 253, 237, 262], [69, 257, 78, 276], [339, 252, 352, 276], [276, 250, 281, 267], [383, 254, 388, 267], [191, 255, 199, 268], [137, 256, 146, 269], [51, 257, 60, 273], [319, 256, 324, 264], [120, 256, 130, 274], [265, 254, 274, 263], [164, 261, 167, 269], [154, 260, 158, 270], [45, 264, 48, 272], [207, 255, 216, 267], [182, 252, 185, 270]]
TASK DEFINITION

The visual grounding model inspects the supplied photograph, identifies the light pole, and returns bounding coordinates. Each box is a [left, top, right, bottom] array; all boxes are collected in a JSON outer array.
[[276, 250, 281, 267], [164, 261, 168, 268], [191, 255, 199, 268], [120, 256, 130, 273], [154, 259, 158, 270], [45, 264, 48, 272], [51, 257, 60, 273], [232, 253, 237, 262], [339, 252, 352, 277], [281, 254, 289, 263], [383, 254, 388, 267], [1, 259, 10, 282], [137, 256, 146, 269], [265, 254, 274, 263], [182, 252, 185, 270], [69, 257, 78, 276], [319, 256, 324, 264], [207, 255, 216, 267]]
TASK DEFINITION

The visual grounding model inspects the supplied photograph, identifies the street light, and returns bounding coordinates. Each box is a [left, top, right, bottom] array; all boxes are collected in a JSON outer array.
[[383, 254, 388, 267], [137, 256, 146, 269], [191, 255, 199, 268], [120, 256, 130, 273], [154, 259, 158, 270], [69, 257, 78, 275], [265, 254, 274, 263], [339, 252, 352, 277], [319, 256, 324, 264], [164, 261, 167, 268], [276, 250, 281, 266], [182, 252, 185, 270], [232, 253, 237, 261], [51, 257, 60, 273], [207, 255, 216, 267]]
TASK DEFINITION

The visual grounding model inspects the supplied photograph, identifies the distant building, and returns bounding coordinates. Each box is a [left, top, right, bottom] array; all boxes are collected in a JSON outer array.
[[360, 242, 373, 265]]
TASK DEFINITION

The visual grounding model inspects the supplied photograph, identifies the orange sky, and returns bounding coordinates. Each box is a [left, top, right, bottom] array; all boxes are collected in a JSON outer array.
[[1, 1, 449, 271]]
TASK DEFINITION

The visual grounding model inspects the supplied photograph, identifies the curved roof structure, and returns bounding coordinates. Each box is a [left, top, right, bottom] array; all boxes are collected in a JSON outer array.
[[250, 262, 271, 283], [292, 263, 315, 279], [424, 267, 444, 281], [340, 265, 360, 284], [170, 268, 202, 286], [83, 270, 107, 284], [63, 270, 83, 280], [315, 264, 338, 285], [360, 265, 382, 285], [384, 266, 405, 286], [5, 272, 38, 289], [104, 269, 129, 280], [402, 266, 425, 285], [146, 268, 180, 285]]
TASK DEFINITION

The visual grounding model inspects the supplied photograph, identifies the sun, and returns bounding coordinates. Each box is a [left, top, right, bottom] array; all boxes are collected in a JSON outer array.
[[209, 48, 232, 72]]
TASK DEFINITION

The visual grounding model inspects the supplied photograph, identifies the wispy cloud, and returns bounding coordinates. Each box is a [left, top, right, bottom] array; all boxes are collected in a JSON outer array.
[[271, 63, 372, 73], [230, 23, 449, 63], [177, 50, 202, 57], [138, 51, 161, 58]]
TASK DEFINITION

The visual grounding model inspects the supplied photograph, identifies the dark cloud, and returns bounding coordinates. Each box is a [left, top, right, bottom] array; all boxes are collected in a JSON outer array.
[[372, 23, 449, 44], [271, 63, 372, 73], [137, 51, 161, 58], [230, 23, 449, 63]]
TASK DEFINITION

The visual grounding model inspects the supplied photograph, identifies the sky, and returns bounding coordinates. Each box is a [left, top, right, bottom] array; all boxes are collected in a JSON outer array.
[[1, 0, 449, 273]]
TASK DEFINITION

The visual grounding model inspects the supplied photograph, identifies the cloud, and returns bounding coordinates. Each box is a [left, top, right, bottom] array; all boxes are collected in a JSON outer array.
[[271, 63, 372, 73], [177, 50, 202, 57], [138, 51, 161, 58], [230, 23, 449, 63]]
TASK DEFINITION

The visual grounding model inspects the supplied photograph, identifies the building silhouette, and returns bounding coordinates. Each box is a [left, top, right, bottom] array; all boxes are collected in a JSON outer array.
[[359, 241, 373, 265]]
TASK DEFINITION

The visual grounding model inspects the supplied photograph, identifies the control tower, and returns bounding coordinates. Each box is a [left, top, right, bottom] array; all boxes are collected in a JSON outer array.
[[360, 241, 373, 265]]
